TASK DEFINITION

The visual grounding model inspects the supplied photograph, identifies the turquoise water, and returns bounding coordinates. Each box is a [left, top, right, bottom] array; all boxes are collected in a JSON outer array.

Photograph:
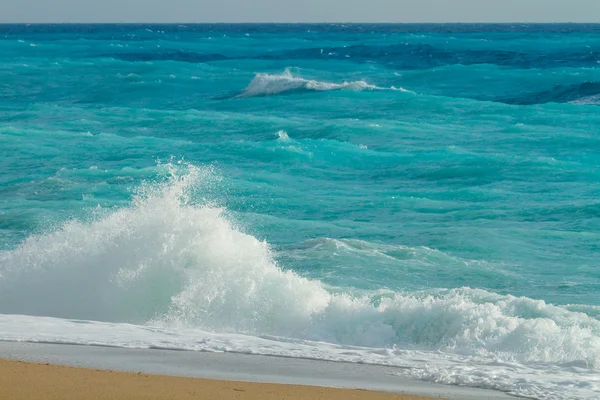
[[1, 24, 600, 399]]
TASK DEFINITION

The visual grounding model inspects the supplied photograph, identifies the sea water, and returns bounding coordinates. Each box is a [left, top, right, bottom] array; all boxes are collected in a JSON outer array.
[[1, 24, 599, 399]]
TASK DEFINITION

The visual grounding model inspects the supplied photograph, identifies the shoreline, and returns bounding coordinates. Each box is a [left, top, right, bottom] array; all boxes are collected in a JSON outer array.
[[0, 342, 515, 400], [0, 359, 435, 400]]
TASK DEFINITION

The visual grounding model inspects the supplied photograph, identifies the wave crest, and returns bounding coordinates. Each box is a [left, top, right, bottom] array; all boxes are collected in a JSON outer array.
[[499, 81, 600, 105], [237, 69, 410, 98], [1, 163, 599, 399]]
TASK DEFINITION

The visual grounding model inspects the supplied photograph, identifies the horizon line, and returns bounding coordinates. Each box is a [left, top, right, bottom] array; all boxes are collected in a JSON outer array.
[[2, 21, 600, 25]]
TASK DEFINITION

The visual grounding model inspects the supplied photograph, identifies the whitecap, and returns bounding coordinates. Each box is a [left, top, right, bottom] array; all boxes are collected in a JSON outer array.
[[237, 68, 412, 98]]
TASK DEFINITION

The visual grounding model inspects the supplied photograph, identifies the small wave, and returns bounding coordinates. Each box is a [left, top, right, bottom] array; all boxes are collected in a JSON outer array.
[[271, 43, 600, 70], [570, 94, 600, 105], [104, 50, 228, 63], [499, 81, 600, 105], [237, 69, 411, 98], [276, 130, 290, 140]]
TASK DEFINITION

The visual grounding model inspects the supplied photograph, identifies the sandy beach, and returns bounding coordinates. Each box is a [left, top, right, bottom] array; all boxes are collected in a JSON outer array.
[[0, 342, 516, 400], [1, 359, 442, 400]]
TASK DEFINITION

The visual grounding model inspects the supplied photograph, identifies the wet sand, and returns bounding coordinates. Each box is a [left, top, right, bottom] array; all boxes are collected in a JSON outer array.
[[0, 359, 441, 400], [0, 342, 516, 400]]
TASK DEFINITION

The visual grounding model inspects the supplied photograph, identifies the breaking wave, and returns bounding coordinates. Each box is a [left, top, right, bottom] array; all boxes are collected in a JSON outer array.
[[0, 163, 599, 399], [237, 69, 411, 98]]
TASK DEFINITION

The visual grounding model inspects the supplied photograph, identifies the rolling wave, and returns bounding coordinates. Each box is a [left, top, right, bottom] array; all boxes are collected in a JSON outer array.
[[237, 69, 411, 98], [267, 43, 600, 70], [499, 81, 600, 105], [0, 164, 598, 357], [104, 50, 228, 63]]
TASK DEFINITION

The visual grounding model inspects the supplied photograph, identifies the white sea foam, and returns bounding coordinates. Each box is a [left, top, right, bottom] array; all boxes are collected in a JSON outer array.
[[237, 69, 411, 98], [276, 130, 290, 140], [0, 163, 599, 399], [570, 94, 600, 105]]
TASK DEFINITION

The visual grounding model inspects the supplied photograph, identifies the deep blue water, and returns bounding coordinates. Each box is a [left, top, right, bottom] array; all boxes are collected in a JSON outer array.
[[1, 24, 600, 399]]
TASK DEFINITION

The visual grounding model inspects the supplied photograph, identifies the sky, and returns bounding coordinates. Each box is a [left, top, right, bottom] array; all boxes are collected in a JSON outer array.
[[1, 0, 600, 23]]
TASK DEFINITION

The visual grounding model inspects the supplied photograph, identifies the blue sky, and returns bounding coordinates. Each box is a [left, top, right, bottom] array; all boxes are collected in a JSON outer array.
[[1, 0, 599, 23]]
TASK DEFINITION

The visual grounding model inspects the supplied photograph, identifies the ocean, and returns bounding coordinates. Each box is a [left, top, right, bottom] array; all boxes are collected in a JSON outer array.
[[1, 23, 599, 399]]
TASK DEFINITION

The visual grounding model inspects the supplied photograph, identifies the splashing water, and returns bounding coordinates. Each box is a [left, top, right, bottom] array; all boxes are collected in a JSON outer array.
[[1, 164, 599, 354], [3, 22, 600, 400]]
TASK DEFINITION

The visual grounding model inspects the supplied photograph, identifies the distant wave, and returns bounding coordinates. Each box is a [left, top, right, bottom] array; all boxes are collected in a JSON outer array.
[[265, 43, 600, 70], [498, 81, 600, 105], [104, 50, 228, 63], [237, 69, 411, 98], [100, 43, 599, 70], [570, 94, 600, 105]]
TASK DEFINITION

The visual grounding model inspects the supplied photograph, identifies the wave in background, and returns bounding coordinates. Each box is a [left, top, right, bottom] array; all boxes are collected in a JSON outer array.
[[234, 69, 600, 106], [499, 81, 600, 105], [237, 69, 411, 98], [1, 164, 599, 399]]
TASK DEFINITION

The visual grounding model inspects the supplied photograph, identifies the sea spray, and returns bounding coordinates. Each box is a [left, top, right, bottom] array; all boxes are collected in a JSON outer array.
[[3, 23, 600, 400], [1, 164, 599, 370]]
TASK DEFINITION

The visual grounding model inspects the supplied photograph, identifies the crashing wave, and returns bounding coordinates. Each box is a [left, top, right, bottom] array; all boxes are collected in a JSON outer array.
[[1, 163, 599, 399]]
